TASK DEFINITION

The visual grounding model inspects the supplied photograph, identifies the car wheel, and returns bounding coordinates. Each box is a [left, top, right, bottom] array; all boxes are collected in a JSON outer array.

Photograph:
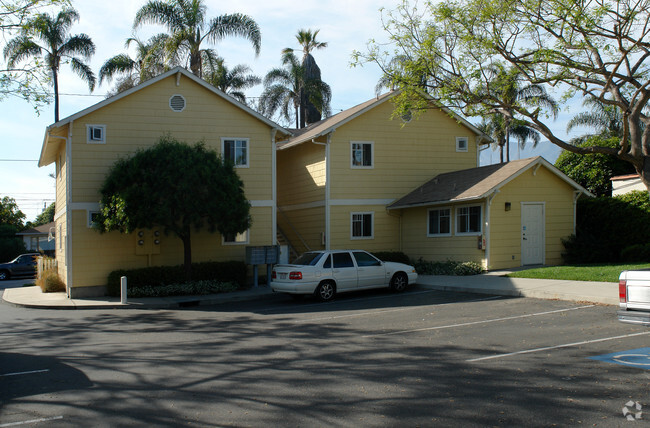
[[315, 281, 336, 302], [0, 270, 9, 281], [390, 272, 408, 292]]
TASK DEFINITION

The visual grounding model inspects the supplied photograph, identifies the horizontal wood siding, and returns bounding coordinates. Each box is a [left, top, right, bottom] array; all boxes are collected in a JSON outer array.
[[329, 205, 400, 252], [400, 206, 486, 265], [329, 101, 479, 200], [489, 167, 576, 269], [69, 75, 273, 204], [277, 142, 325, 206], [70, 206, 273, 288], [55, 214, 67, 283], [277, 206, 324, 254]]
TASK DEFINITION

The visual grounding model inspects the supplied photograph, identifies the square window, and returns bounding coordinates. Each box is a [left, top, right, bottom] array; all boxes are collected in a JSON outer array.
[[87, 125, 106, 144], [428, 208, 451, 236], [351, 212, 373, 239], [456, 136, 468, 152], [351, 142, 373, 168], [222, 139, 249, 167], [88, 211, 100, 228], [456, 205, 482, 234], [223, 230, 248, 245]]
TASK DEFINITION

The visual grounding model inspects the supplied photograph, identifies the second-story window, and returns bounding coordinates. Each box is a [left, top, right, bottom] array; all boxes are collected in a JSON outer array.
[[222, 138, 249, 167], [87, 125, 106, 144], [351, 141, 373, 168]]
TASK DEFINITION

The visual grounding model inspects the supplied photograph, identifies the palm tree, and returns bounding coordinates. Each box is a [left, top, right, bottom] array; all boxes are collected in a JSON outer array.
[[283, 29, 331, 126], [202, 56, 260, 105], [567, 97, 626, 138], [483, 65, 558, 162], [99, 34, 170, 96], [258, 51, 303, 128], [4, 8, 95, 122], [133, 0, 261, 78]]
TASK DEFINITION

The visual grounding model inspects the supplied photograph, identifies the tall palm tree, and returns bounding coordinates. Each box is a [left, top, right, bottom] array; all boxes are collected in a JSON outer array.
[[258, 51, 303, 128], [99, 34, 171, 96], [133, 0, 261, 78], [4, 8, 95, 122], [202, 56, 260, 105], [483, 65, 558, 162], [283, 29, 331, 126], [566, 97, 626, 138]]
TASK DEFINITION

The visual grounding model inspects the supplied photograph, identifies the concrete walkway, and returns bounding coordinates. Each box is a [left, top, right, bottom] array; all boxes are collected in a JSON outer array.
[[1, 272, 619, 309]]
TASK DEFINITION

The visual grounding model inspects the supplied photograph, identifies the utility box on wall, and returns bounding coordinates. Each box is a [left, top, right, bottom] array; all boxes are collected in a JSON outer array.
[[135, 229, 161, 255]]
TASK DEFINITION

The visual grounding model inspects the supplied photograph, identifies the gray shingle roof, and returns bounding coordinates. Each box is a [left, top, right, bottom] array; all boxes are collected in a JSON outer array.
[[388, 156, 588, 209]]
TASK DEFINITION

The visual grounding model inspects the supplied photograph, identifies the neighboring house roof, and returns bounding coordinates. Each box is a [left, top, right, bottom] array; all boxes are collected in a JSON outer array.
[[277, 91, 490, 150], [611, 174, 640, 181], [16, 221, 55, 236], [388, 156, 592, 210], [39, 67, 292, 167]]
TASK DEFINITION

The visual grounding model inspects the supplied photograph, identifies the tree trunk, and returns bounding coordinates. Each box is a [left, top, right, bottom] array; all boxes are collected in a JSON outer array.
[[505, 128, 511, 162], [53, 67, 59, 123], [181, 228, 192, 282]]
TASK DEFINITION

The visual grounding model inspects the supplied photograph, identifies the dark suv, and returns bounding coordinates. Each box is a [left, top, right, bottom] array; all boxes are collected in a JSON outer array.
[[0, 253, 39, 280]]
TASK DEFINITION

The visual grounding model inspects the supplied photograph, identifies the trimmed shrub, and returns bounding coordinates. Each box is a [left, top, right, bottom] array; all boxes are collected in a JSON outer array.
[[563, 192, 650, 263], [106, 260, 247, 297], [372, 251, 411, 265], [414, 258, 484, 276], [621, 244, 650, 263]]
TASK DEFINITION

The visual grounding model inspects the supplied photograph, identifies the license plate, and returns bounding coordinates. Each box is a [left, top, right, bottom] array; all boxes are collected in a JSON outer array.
[[279, 273, 287, 279]]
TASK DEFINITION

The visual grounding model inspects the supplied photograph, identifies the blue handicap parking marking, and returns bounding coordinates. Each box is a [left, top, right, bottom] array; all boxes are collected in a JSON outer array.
[[589, 347, 650, 369]]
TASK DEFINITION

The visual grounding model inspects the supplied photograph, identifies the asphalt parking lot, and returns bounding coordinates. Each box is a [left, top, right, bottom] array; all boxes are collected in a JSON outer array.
[[1, 286, 648, 426]]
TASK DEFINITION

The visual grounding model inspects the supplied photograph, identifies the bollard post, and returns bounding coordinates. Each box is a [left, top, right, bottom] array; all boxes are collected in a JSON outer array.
[[121, 276, 127, 304]]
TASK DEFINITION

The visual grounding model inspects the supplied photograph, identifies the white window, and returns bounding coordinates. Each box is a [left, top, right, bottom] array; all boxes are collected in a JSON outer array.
[[87, 125, 106, 144], [223, 230, 249, 245], [456, 136, 468, 152], [351, 141, 373, 168], [456, 205, 482, 235], [428, 207, 451, 236], [88, 211, 100, 228], [222, 138, 249, 167], [351, 212, 374, 239]]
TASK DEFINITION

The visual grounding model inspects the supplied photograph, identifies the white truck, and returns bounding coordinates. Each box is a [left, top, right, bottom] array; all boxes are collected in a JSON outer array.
[[618, 270, 650, 326]]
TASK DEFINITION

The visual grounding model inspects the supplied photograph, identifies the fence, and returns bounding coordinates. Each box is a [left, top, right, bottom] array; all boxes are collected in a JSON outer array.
[[37, 256, 57, 278]]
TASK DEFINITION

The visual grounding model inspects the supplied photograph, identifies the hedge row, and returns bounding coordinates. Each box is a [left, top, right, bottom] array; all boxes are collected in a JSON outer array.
[[372, 251, 412, 265], [563, 190, 650, 263], [107, 260, 247, 296]]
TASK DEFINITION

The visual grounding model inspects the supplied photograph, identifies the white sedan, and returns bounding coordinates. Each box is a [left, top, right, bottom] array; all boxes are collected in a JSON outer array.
[[270, 250, 418, 301]]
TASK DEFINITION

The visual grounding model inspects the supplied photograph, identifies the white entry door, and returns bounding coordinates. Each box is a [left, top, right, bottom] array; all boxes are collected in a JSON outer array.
[[521, 203, 544, 265]]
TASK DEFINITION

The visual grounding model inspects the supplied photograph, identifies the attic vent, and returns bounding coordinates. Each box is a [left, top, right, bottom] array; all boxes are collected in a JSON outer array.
[[169, 94, 186, 112]]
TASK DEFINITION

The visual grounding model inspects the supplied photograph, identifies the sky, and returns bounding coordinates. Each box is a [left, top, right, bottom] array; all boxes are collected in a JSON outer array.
[[1, 0, 570, 221]]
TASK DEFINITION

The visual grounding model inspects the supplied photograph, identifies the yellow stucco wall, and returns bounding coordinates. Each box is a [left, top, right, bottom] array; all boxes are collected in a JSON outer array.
[[398, 165, 578, 270], [50, 73, 278, 289]]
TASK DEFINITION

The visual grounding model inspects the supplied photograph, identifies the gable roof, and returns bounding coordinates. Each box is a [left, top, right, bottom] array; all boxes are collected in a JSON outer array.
[[388, 156, 592, 210], [277, 91, 490, 150], [39, 67, 291, 167], [16, 221, 55, 236]]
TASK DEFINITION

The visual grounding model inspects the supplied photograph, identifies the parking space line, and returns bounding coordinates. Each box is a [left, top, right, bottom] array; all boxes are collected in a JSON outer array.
[[0, 416, 63, 427], [363, 305, 595, 338], [467, 331, 650, 362], [1, 369, 49, 377], [294, 295, 504, 323]]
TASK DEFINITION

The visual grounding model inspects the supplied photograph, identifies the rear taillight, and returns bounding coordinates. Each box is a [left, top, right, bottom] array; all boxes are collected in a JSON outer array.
[[619, 280, 627, 303], [289, 271, 302, 280], [272, 271, 276, 279]]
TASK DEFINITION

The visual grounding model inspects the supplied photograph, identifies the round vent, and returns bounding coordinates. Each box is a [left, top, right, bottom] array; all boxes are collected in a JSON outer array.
[[169, 94, 186, 112]]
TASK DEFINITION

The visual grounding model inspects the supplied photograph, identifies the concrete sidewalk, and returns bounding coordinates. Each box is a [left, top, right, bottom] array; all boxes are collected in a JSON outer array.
[[1, 273, 619, 309]]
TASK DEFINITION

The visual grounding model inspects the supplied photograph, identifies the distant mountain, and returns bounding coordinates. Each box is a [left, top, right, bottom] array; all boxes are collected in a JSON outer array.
[[479, 140, 562, 166]]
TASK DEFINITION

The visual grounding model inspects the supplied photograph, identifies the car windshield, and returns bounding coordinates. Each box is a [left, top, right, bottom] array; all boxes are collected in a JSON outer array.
[[292, 252, 325, 266]]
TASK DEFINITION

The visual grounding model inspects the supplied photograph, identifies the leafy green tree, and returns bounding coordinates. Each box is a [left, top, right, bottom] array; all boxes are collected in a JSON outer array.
[[0, 196, 26, 228], [555, 136, 635, 197], [133, 0, 261, 78], [0, 0, 66, 109], [353, 0, 650, 190], [202, 56, 260, 105], [32, 202, 55, 226], [99, 34, 170, 96], [95, 136, 251, 281], [4, 7, 95, 122], [0, 224, 26, 262]]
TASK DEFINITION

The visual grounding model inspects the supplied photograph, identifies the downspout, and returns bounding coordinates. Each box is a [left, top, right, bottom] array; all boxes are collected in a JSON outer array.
[[312, 133, 332, 249], [485, 189, 499, 270], [271, 128, 278, 245], [573, 191, 582, 235]]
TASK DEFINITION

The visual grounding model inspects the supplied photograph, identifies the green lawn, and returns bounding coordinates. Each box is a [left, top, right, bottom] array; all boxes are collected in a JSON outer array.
[[505, 263, 650, 283]]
